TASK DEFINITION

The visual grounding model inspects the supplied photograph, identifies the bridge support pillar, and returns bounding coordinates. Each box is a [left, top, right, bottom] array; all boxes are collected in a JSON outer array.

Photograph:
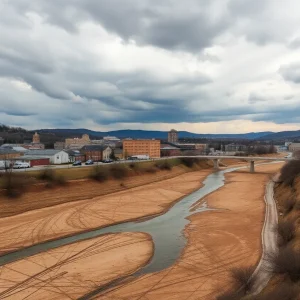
[[250, 161, 255, 173], [213, 159, 219, 170]]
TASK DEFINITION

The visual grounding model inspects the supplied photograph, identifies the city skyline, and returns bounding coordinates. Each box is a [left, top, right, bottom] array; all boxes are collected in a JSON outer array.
[[2, 1, 300, 133]]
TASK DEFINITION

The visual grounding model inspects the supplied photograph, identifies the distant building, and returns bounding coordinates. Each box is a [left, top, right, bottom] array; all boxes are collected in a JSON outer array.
[[65, 150, 86, 163], [33, 132, 40, 143], [22, 132, 45, 150], [289, 143, 300, 152], [54, 141, 66, 150], [103, 136, 121, 142], [225, 144, 247, 152], [168, 129, 178, 143], [0, 137, 3, 146], [113, 148, 123, 160], [81, 145, 112, 161], [25, 150, 69, 164], [0, 149, 22, 160], [0, 144, 28, 153], [123, 139, 161, 158], [160, 144, 181, 157], [65, 134, 90, 149], [17, 156, 50, 167]]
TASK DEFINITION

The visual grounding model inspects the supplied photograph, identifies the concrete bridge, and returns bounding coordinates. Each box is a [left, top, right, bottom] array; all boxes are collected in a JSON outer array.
[[188, 155, 293, 173]]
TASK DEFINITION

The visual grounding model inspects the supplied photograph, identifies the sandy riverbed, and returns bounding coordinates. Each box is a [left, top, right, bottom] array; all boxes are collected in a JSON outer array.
[[94, 163, 284, 300], [0, 170, 211, 254], [0, 232, 153, 300]]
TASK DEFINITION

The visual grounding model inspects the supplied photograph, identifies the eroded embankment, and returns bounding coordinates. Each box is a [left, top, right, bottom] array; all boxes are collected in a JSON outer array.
[[0, 163, 212, 218]]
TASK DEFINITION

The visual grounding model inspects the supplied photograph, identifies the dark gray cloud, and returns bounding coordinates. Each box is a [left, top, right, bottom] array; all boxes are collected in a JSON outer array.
[[9, 0, 232, 52], [1, 0, 300, 131]]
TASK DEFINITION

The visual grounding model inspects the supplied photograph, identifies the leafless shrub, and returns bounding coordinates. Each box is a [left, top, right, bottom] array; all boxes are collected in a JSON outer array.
[[38, 168, 66, 187], [89, 166, 109, 182], [282, 197, 296, 215], [279, 161, 300, 186], [271, 245, 300, 282], [277, 217, 297, 247], [155, 160, 173, 170], [257, 281, 300, 300], [109, 164, 129, 179], [38, 168, 56, 181], [144, 166, 157, 174], [180, 157, 198, 168], [55, 175, 67, 186], [216, 266, 256, 300], [231, 266, 256, 294], [2, 173, 28, 198]]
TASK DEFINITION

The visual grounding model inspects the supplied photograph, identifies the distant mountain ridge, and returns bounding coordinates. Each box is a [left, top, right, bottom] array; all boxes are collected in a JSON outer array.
[[37, 128, 274, 140], [257, 130, 300, 140]]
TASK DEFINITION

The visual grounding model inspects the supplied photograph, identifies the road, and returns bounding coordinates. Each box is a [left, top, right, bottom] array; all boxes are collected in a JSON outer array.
[[0, 153, 292, 173], [251, 180, 278, 294]]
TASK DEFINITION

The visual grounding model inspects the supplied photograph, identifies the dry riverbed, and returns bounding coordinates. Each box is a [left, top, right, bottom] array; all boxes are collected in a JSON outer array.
[[0, 170, 211, 254], [0, 232, 152, 300], [94, 163, 283, 300]]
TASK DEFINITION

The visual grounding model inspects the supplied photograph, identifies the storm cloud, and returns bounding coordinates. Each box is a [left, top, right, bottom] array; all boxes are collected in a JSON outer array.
[[1, 0, 300, 132]]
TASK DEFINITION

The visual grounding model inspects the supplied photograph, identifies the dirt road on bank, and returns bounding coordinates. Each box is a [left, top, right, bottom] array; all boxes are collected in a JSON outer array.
[[0, 170, 211, 254], [93, 163, 283, 300]]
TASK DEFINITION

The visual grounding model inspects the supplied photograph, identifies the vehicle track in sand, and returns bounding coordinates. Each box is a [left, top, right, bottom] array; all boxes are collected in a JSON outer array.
[[0, 233, 153, 300]]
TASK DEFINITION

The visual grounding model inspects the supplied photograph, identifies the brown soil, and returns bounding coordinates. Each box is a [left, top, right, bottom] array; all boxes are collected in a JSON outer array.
[[0, 170, 211, 254], [95, 163, 283, 300], [0, 166, 187, 218], [0, 162, 213, 219], [0, 232, 153, 300]]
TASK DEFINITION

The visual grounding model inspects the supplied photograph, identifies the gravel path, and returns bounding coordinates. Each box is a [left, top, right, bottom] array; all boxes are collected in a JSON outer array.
[[251, 180, 278, 294]]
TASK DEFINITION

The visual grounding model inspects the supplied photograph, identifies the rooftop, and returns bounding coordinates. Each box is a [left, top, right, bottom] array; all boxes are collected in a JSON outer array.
[[81, 145, 110, 151], [26, 149, 66, 155]]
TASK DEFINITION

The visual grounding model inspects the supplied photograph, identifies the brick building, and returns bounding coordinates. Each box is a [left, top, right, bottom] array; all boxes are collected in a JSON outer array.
[[66, 150, 86, 163], [17, 156, 50, 167], [81, 145, 112, 161], [123, 139, 161, 158]]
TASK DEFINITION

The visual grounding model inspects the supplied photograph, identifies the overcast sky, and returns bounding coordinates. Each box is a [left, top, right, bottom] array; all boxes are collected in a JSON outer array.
[[1, 0, 300, 133]]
